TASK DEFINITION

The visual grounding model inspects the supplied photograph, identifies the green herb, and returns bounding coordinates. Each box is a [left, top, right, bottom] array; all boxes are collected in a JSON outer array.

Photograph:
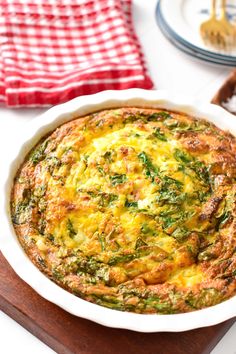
[[52, 269, 63, 281], [37, 256, 46, 268], [108, 247, 152, 266], [67, 219, 77, 238], [47, 234, 55, 242], [138, 151, 159, 182], [217, 211, 231, 227], [135, 237, 147, 249], [98, 233, 106, 252], [191, 160, 209, 183], [153, 127, 167, 141], [164, 120, 208, 133], [125, 199, 138, 208], [185, 298, 197, 309], [197, 191, 208, 202], [76, 256, 109, 281], [174, 149, 192, 164], [110, 174, 127, 186], [97, 166, 106, 176], [30, 140, 48, 165], [103, 151, 113, 163], [185, 288, 221, 309], [157, 176, 184, 205], [12, 202, 30, 225], [161, 215, 178, 229], [100, 193, 118, 207], [147, 111, 172, 121], [171, 227, 190, 242], [38, 218, 46, 235], [108, 253, 136, 266], [174, 149, 210, 184], [157, 190, 185, 205], [141, 222, 155, 236], [46, 156, 61, 174], [162, 176, 183, 190], [144, 297, 172, 313]]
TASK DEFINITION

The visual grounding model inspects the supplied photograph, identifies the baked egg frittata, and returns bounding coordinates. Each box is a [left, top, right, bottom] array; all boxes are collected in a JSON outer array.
[[11, 108, 236, 313]]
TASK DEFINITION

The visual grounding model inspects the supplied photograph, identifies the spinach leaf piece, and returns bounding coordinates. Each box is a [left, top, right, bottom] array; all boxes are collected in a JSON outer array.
[[30, 140, 49, 165], [125, 200, 138, 208], [110, 174, 127, 186], [138, 151, 159, 182], [174, 149, 192, 164], [67, 219, 77, 238], [147, 111, 172, 121], [174, 149, 210, 184], [153, 127, 167, 141]]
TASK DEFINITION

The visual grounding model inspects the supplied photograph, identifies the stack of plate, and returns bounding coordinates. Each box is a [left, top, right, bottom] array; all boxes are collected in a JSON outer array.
[[156, 0, 236, 66]]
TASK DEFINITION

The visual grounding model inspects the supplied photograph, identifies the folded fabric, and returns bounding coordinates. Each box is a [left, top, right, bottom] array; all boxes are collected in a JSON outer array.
[[0, 0, 153, 107]]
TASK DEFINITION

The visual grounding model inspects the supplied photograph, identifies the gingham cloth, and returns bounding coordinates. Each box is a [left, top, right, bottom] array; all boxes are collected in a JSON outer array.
[[0, 0, 153, 107]]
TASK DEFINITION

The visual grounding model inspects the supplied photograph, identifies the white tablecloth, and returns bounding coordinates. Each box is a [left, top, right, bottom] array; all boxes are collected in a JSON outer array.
[[0, 1, 235, 353]]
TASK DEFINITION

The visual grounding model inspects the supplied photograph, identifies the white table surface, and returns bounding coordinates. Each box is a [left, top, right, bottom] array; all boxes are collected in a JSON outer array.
[[0, 0, 235, 353]]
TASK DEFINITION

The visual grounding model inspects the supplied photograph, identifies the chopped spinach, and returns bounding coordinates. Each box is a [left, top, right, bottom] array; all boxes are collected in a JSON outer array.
[[157, 190, 185, 205], [110, 174, 127, 186], [171, 227, 190, 242], [174, 149, 192, 164], [174, 149, 210, 184], [146, 111, 172, 121], [164, 120, 209, 133], [99, 193, 118, 207], [144, 297, 172, 313], [98, 233, 106, 252], [135, 237, 147, 249], [138, 151, 159, 182], [141, 222, 155, 235], [108, 253, 135, 266], [103, 151, 113, 163], [97, 166, 106, 176], [12, 201, 30, 225], [157, 176, 184, 205], [67, 219, 77, 238], [191, 160, 209, 183], [46, 156, 61, 174], [216, 211, 231, 228], [152, 127, 167, 141], [29, 140, 48, 165], [125, 199, 138, 208]]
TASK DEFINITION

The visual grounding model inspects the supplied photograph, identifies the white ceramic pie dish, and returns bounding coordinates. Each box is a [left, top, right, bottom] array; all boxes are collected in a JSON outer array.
[[1, 89, 236, 332]]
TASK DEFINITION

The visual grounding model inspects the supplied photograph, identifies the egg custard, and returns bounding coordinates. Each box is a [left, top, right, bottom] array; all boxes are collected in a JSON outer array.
[[11, 108, 236, 314]]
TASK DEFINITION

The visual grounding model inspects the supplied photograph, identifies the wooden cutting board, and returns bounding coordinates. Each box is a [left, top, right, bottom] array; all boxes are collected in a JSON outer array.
[[0, 252, 235, 354]]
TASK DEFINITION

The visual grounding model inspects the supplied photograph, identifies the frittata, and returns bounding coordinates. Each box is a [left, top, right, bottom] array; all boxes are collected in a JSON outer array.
[[11, 108, 236, 313]]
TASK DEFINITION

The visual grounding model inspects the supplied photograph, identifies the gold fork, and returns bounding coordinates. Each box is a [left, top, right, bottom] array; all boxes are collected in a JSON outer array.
[[218, 0, 236, 49], [200, 0, 226, 49]]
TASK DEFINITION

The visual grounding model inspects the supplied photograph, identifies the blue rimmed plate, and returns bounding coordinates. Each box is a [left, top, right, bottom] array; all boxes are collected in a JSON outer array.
[[156, 7, 236, 67], [156, 7, 235, 67], [156, 0, 236, 65]]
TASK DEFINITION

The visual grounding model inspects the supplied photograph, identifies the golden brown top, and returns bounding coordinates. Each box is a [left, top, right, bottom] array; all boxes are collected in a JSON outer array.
[[11, 108, 236, 313]]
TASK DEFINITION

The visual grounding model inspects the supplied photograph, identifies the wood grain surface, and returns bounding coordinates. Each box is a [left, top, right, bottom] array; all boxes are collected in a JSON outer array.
[[0, 252, 235, 354]]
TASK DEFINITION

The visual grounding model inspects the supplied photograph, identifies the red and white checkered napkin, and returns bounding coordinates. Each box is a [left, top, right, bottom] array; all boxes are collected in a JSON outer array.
[[0, 0, 153, 107]]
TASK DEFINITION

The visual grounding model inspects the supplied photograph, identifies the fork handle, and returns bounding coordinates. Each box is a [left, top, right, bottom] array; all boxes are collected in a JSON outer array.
[[210, 0, 217, 18], [220, 0, 227, 19]]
